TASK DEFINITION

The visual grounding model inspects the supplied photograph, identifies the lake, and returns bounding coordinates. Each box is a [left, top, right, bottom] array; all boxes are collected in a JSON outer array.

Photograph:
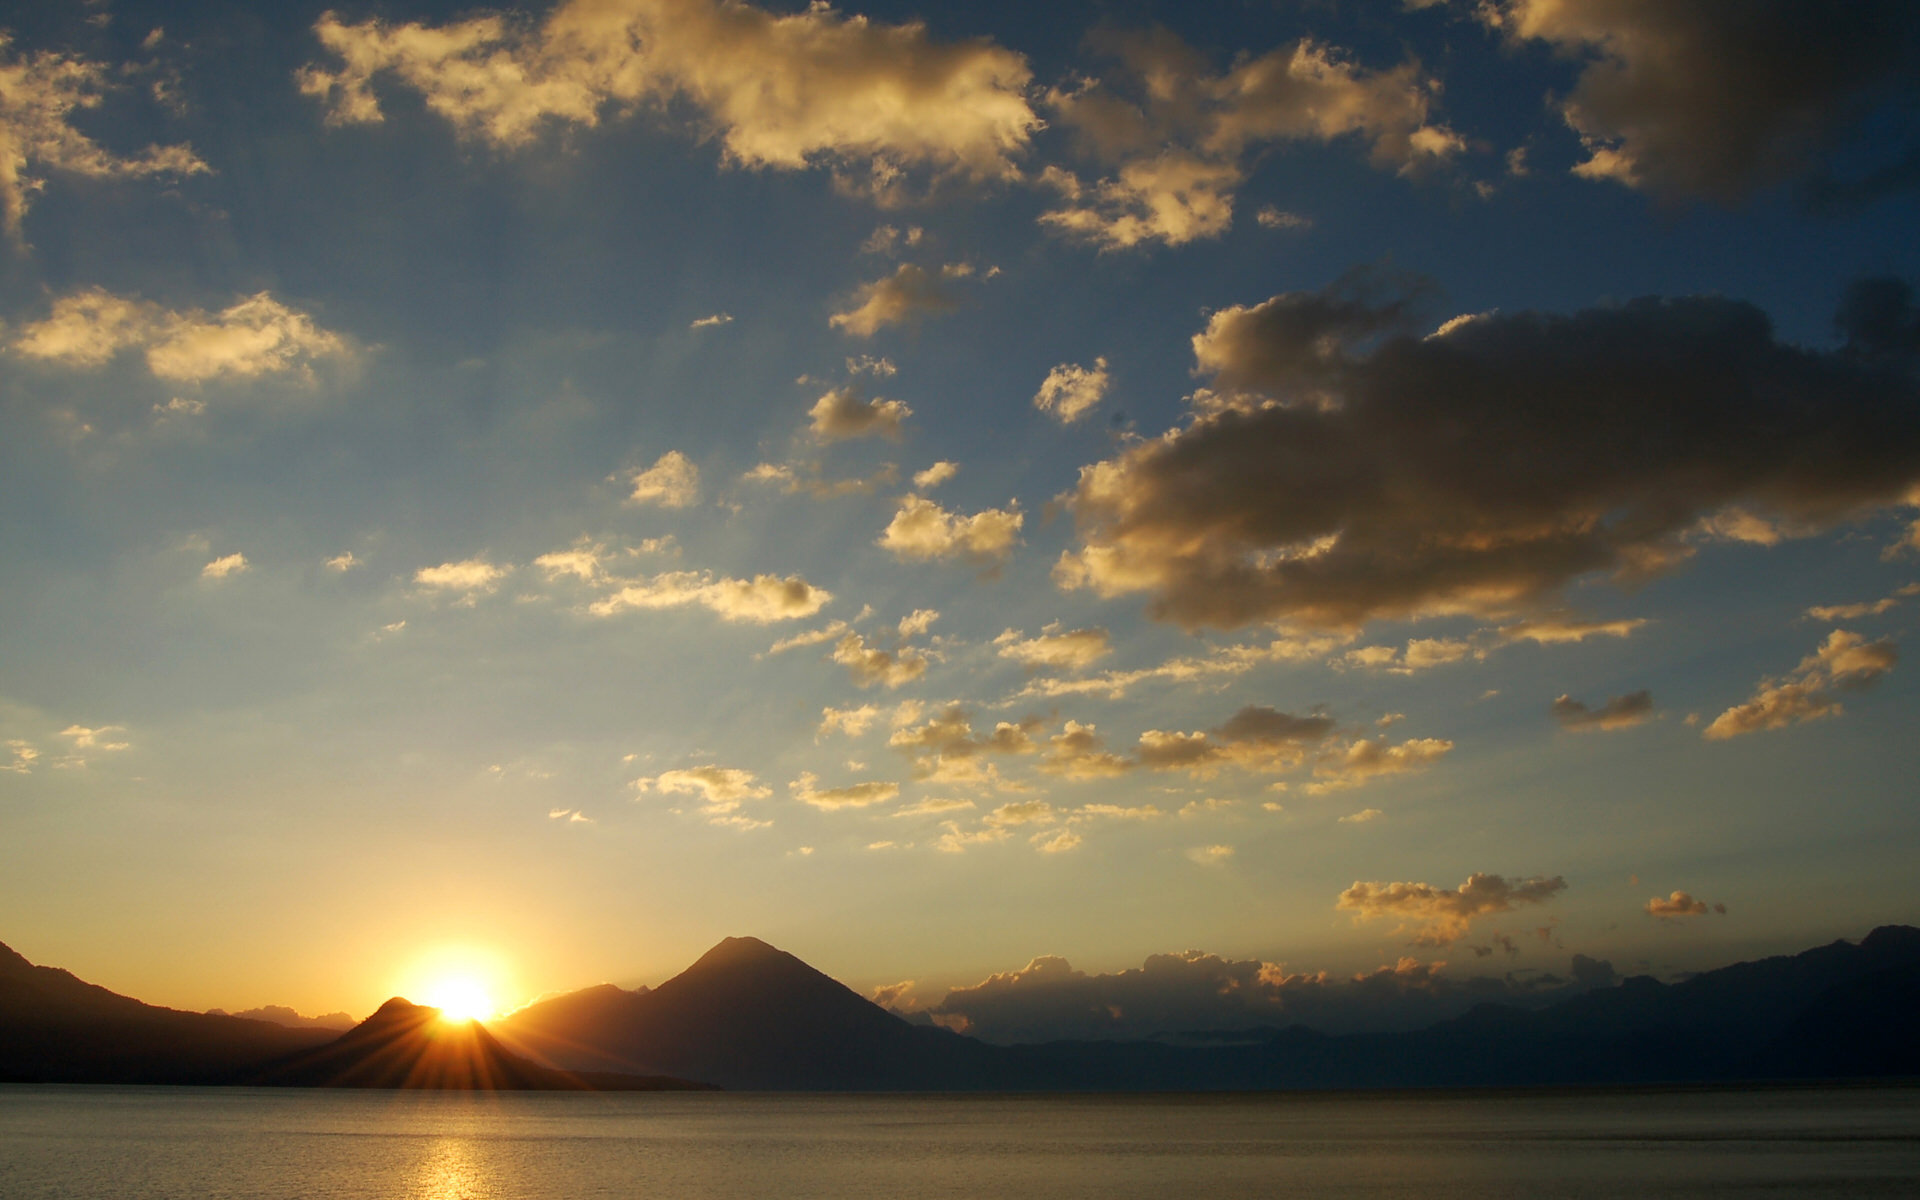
[[2, 1084, 1917, 1198]]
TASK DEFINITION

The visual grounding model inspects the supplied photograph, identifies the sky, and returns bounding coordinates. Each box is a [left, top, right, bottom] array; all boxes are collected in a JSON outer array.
[[2, 0, 1919, 1033]]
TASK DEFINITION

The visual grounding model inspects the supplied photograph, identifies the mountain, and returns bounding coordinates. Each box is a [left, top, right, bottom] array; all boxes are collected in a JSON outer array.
[[496, 928, 1920, 1091], [494, 936, 1011, 1089], [206, 1004, 356, 1031], [0, 940, 335, 1084], [249, 998, 711, 1090], [8, 927, 1918, 1091]]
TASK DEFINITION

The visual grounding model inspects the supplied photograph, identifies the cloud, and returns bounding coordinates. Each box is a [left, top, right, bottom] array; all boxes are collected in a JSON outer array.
[[1186, 844, 1234, 865], [1340, 637, 1474, 673], [1498, 614, 1647, 644], [1645, 890, 1726, 918], [807, 386, 911, 441], [1057, 273, 1920, 630], [1551, 690, 1654, 732], [1032, 828, 1082, 855], [640, 765, 772, 828], [1039, 705, 1337, 782], [2, 740, 37, 774], [325, 552, 360, 572], [1032, 358, 1110, 423], [829, 263, 970, 336], [0, 41, 208, 235], [12, 290, 347, 383], [1339, 872, 1568, 945], [890, 606, 936, 637], [934, 820, 1009, 853], [629, 451, 700, 507], [201, 552, 249, 580], [768, 621, 852, 656], [878, 494, 1022, 564], [745, 459, 899, 499], [895, 796, 975, 818], [415, 557, 512, 601], [1306, 737, 1452, 793], [1039, 30, 1460, 249], [1705, 629, 1897, 739], [589, 571, 831, 623], [832, 632, 927, 688], [890, 706, 1040, 779], [917, 944, 1602, 1043], [912, 461, 958, 489], [1339, 808, 1385, 824], [1256, 207, 1311, 230], [790, 771, 899, 810], [299, 0, 1038, 199], [994, 627, 1112, 672], [1040, 720, 1134, 780], [690, 312, 732, 329], [1805, 596, 1902, 621], [985, 800, 1053, 828], [1006, 631, 1347, 702], [1483, 0, 1920, 201], [817, 704, 880, 739], [60, 724, 129, 753]]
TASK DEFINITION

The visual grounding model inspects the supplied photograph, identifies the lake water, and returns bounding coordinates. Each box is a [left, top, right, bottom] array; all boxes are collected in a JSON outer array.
[[2, 1084, 1917, 1199]]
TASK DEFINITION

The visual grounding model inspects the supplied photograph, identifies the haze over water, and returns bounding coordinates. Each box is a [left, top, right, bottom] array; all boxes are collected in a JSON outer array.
[[4, 1086, 1918, 1199]]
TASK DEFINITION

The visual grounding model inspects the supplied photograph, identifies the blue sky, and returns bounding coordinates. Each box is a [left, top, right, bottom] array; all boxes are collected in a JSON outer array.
[[2, 0, 1918, 1028]]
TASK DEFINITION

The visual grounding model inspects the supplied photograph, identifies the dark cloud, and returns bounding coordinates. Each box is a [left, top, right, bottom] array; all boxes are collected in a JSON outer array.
[[1551, 689, 1654, 731], [1489, 0, 1920, 200], [1059, 275, 1920, 630], [914, 946, 1614, 1042]]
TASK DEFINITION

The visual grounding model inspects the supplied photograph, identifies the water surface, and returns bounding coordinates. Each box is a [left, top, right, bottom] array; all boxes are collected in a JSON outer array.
[[3, 1084, 1917, 1198]]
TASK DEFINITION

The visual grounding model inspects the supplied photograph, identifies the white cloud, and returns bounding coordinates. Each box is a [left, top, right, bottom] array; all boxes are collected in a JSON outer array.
[[1339, 872, 1567, 945], [1339, 808, 1385, 824], [640, 765, 772, 828], [1705, 629, 1898, 739], [0, 41, 208, 235], [12, 290, 347, 383], [808, 386, 911, 441], [324, 552, 360, 572], [878, 494, 1022, 563], [994, 627, 1113, 671], [896, 609, 940, 638], [790, 771, 900, 810], [299, 0, 1039, 199], [201, 552, 249, 580], [415, 558, 512, 601], [832, 632, 927, 688], [829, 262, 971, 337], [912, 461, 959, 489], [591, 570, 832, 624], [1032, 358, 1110, 424], [629, 450, 700, 507], [1306, 737, 1453, 794], [818, 704, 880, 739], [690, 312, 732, 329]]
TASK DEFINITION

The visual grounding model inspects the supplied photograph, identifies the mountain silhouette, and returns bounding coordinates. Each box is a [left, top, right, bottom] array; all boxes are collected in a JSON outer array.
[[497, 928, 1920, 1090], [495, 936, 1007, 1089], [0, 940, 334, 1084], [7, 927, 1919, 1090], [250, 997, 710, 1090]]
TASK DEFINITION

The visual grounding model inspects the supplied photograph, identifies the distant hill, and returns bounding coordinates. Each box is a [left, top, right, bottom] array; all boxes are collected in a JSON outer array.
[[0, 940, 334, 1084], [250, 997, 711, 1090], [8, 928, 1919, 1090], [206, 1004, 356, 1032]]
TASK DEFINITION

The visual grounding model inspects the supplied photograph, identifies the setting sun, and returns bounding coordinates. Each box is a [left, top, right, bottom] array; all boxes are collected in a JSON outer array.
[[426, 978, 494, 1024]]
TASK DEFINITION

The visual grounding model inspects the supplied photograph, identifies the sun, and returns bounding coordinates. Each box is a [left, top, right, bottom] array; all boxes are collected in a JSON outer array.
[[424, 977, 495, 1024]]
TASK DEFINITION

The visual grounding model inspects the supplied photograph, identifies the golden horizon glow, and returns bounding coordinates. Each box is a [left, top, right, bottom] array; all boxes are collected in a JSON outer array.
[[392, 944, 516, 1025], [424, 976, 495, 1024]]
